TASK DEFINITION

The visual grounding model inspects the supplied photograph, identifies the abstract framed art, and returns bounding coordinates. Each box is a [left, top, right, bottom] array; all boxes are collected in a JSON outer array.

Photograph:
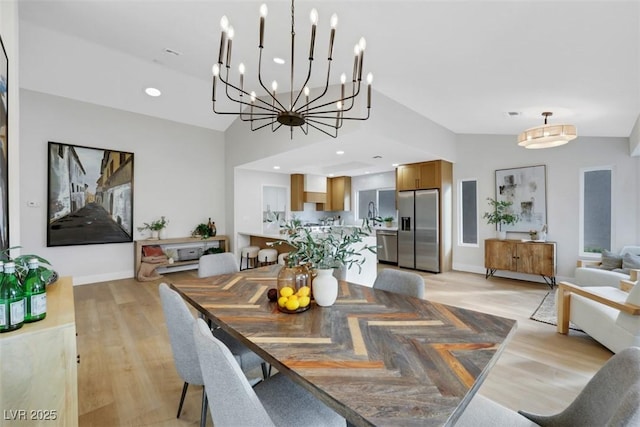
[[495, 165, 547, 232], [47, 142, 134, 246], [0, 35, 8, 252]]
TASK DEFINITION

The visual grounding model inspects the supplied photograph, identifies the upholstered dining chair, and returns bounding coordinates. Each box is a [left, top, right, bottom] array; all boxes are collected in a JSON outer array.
[[196, 252, 270, 379], [158, 283, 208, 427], [455, 346, 640, 426], [159, 283, 267, 426], [197, 252, 239, 278], [373, 268, 425, 299], [192, 318, 345, 427]]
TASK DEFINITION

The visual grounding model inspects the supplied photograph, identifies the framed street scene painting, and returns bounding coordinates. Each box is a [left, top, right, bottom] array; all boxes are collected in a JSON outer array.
[[47, 142, 134, 246], [495, 165, 547, 232]]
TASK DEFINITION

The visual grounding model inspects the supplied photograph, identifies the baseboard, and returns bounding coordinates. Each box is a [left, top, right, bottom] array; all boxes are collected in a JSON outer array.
[[72, 270, 134, 286]]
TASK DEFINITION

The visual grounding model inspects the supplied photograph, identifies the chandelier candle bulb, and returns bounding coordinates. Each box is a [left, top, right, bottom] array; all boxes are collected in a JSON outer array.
[[367, 73, 373, 108], [218, 16, 228, 64], [225, 26, 234, 68], [238, 63, 245, 94], [309, 10, 317, 59], [353, 45, 360, 81], [259, 4, 267, 48], [328, 14, 337, 60]]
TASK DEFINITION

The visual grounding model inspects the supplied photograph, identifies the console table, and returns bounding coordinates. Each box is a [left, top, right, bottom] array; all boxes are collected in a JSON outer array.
[[134, 236, 229, 278], [484, 238, 556, 288]]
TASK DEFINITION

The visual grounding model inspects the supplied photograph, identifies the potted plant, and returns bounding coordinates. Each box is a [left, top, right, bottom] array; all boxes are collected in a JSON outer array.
[[192, 223, 213, 239], [482, 198, 519, 239], [382, 216, 394, 227], [274, 219, 376, 306], [137, 216, 168, 239]]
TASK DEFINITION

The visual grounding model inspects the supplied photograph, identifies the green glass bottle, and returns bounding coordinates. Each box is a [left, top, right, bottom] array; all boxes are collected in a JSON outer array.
[[24, 258, 46, 323], [0, 261, 25, 333]]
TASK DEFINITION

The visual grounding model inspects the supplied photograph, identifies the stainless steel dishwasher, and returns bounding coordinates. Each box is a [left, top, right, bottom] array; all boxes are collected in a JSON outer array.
[[376, 229, 398, 264]]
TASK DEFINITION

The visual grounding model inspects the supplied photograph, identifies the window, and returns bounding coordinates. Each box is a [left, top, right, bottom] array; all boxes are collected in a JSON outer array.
[[580, 167, 612, 256], [458, 179, 478, 246], [357, 189, 395, 220]]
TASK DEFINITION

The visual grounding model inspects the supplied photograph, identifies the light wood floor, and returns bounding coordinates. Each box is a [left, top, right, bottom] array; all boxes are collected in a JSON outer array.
[[74, 268, 612, 426]]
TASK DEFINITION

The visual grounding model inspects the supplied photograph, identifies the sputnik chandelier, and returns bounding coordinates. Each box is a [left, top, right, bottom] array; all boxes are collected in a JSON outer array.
[[211, 0, 372, 139]]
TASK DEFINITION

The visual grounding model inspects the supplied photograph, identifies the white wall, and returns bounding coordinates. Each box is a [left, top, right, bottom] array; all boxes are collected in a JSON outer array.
[[453, 134, 638, 280], [20, 90, 225, 284], [233, 168, 289, 243]]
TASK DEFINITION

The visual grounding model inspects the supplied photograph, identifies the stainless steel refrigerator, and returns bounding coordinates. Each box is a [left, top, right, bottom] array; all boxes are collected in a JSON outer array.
[[398, 189, 440, 272]]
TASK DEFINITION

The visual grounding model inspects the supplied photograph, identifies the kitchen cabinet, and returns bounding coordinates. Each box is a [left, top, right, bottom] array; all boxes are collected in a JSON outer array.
[[0, 276, 78, 426], [326, 176, 351, 211], [396, 160, 441, 191], [291, 174, 327, 211], [484, 239, 556, 286]]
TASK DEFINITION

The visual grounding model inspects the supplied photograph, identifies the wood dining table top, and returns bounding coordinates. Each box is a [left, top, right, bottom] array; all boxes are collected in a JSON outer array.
[[170, 265, 517, 427]]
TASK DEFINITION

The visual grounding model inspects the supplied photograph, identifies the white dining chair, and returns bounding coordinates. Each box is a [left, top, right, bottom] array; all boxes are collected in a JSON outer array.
[[198, 252, 239, 277]]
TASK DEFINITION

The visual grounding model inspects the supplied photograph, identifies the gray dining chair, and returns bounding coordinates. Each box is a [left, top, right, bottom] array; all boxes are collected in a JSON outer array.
[[196, 253, 270, 379], [455, 346, 640, 426], [373, 268, 425, 299], [159, 283, 267, 426], [158, 282, 208, 427], [198, 252, 239, 277], [192, 317, 345, 427]]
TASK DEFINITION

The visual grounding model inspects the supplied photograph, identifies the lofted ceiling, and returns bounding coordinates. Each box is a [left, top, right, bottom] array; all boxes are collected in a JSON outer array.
[[18, 0, 640, 176]]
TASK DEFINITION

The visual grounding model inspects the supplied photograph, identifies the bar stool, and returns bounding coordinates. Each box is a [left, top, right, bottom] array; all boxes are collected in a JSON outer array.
[[239, 246, 260, 271], [257, 248, 278, 267], [277, 253, 289, 266]]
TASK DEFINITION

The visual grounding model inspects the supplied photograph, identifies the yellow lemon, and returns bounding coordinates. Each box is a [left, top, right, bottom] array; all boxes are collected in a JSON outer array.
[[278, 296, 289, 308], [285, 298, 300, 311], [297, 286, 311, 297], [280, 286, 294, 298], [288, 294, 298, 301], [298, 296, 311, 308]]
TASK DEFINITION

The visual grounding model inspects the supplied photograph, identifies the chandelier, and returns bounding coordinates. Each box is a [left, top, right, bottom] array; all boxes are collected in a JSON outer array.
[[517, 112, 577, 149], [211, 1, 372, 139]]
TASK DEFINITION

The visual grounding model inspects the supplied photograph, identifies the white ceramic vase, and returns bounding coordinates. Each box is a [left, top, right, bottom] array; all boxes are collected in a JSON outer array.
[[150, 230, 159, 240], [159, 228, 167, 240], [313, 268, 338, 307], [497, 230, 507, 240]]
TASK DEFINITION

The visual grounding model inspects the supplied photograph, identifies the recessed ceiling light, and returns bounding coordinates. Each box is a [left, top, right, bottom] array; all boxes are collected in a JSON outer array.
[[392, 163, 399, 167], [273, 166, 280, 170], [336, 150, 344, 155], [145, 87, 161, 97], [365, 171, 371, 174], [273, 57, 285, 65]]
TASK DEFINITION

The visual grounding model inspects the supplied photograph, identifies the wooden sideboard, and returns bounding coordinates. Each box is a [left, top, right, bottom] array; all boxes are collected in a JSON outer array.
[[134, 236, 229, 277], [0, 276, 78, 426], [484, 238, 556, 287]]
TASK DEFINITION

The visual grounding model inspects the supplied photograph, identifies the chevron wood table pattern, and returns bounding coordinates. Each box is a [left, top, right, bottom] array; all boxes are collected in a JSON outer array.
[[170, 265, 517, 426]]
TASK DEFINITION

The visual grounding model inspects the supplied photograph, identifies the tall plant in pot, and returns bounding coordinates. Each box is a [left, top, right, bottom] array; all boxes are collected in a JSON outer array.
[[482, 198, 519, 239]]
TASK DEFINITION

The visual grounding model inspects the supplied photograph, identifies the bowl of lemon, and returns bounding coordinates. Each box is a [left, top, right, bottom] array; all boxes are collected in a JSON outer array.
[[275, 265, 312, 313]]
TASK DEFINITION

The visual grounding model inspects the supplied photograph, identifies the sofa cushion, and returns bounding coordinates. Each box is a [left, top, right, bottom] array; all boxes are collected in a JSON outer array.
[[574, 267, 628, 288], [623, 253, 640, 271], [598, 250, 623, 270], [615, 284, 640, 335]]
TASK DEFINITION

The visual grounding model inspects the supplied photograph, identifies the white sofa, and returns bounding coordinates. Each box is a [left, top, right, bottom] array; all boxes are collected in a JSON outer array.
[[574, 245, 640, 288], [557, 270, 640, 354]]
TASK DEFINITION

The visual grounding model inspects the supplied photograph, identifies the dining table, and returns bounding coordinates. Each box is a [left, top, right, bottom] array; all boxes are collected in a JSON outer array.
[[170, 265, 517, 427]]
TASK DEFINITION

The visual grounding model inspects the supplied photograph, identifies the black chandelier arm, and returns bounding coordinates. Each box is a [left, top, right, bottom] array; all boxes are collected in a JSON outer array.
[[305, 107, 370, 122], [289, 58, 315, 110], [304, 79, 362, 114], [250, 117, 282, 133], [305, 120, 338, 138], [294, 57, 334, 113], [215, 72, 282, 115], [256, 48, 288, 112]]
